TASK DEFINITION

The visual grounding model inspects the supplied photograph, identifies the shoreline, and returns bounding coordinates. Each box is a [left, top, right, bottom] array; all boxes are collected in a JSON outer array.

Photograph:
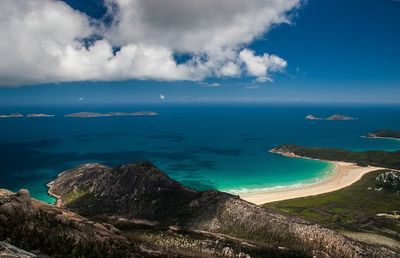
[[240, 150, 384, 205], [361, 135, 400, 141]]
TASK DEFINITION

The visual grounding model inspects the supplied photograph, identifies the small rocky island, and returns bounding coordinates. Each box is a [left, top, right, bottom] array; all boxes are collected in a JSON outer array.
[[305, 114, 357, 120], [26, 113, 55, 118], [0, 113, 23, 118], [65, 111, 158, 118], [366, 130, 400, 140], [0, 113, 54, 118]]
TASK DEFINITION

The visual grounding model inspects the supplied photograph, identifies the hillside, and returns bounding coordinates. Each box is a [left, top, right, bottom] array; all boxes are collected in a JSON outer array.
[[46, 161, 398, 257], [266, 170, 400, 250]]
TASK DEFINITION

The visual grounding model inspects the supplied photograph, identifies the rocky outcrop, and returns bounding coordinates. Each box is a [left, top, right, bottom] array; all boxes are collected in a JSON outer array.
[[48, 162, 399, 257], [0, 189, 302, 257], [376, 171, 400, 192], [0, 189, 141, 257], [0, 241, 39, 258], [48, 162, 197, 220]]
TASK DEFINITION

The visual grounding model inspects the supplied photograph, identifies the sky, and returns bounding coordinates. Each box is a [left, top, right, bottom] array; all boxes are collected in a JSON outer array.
[[0, 0, 399, 105]]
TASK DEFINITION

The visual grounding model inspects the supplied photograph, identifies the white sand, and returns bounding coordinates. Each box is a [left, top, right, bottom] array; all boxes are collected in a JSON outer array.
[[240, 160, 383, 205]]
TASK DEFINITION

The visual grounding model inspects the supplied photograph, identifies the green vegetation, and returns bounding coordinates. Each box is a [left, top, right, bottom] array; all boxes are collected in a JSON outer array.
[[276, 144, 400, 169], [368, 129, 400, 139], [123, 228, 308, 257], [265, 170, 400, 241], [64, 189, 91, 204]]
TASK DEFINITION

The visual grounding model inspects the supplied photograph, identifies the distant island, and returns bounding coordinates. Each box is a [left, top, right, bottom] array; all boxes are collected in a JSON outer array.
[[0, 113, 23, 118], [366, 129, 400, 140], [305, 114, 357, 120], [26, 113, 55, 118], [0, 113, 54, 118], [65, 111, 158, 118]]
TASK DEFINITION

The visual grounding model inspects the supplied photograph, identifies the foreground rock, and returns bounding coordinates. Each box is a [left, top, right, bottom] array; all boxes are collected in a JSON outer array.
[[0, 189, 140, 257], [0, 241, 39, 258], [0, 189, 302, 257], [48, 162, 398, 257]]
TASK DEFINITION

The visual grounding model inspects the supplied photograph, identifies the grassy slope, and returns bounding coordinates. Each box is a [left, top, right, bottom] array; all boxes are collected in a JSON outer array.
[[265, 170, 400, 242]]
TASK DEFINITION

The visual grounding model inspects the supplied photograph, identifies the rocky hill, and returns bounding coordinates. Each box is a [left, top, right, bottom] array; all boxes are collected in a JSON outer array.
[[0, 188, 302, 257], [46, 161, 398, 257], [0, 189, 140, 257], [48, 162, 197, 220]]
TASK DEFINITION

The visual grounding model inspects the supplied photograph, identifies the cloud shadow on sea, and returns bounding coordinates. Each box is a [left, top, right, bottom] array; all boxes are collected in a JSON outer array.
[[74, 132, 187, 143], [0, 137, 249, 192]]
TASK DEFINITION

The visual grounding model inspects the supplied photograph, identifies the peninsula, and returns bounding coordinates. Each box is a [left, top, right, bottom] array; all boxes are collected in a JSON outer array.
[[366, 129, 400, 140], [65, 111, 158, 118]]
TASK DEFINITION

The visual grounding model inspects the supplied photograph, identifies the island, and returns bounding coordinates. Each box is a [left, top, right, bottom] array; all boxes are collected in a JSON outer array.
[[366, 129, 400, 140], [65, 111, 158, 118], [305, 114, 357, 120], [26, 113, 55, 118], [0, 113, 23, 118]]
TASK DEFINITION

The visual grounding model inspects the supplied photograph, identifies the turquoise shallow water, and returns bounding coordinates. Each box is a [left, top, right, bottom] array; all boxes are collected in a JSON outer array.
[[0, 104, 399, 204]]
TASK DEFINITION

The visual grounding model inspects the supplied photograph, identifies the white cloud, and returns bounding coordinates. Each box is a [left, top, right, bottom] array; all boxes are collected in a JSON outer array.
[[0, 0, 299, 86], [239, 49, 287, 81]]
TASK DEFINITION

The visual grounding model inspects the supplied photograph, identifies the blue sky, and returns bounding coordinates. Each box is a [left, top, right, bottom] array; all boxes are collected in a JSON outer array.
[[0, 0, 399, 105]]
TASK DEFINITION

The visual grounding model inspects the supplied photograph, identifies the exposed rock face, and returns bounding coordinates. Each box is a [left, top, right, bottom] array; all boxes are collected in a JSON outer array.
[[0, 241, 39, 258], [0, 189, 139, 258], [48, 162, 197, 219], [376, 171, 400, 192], [48, 162, 399, 257]]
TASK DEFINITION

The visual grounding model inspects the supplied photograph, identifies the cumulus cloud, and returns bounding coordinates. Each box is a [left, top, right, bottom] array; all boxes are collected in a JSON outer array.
[[0, 0, 299, 86], [239, 49, 287, 81]]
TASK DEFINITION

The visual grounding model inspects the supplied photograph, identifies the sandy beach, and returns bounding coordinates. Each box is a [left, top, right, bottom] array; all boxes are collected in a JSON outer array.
[[240, 158, 383, 205]]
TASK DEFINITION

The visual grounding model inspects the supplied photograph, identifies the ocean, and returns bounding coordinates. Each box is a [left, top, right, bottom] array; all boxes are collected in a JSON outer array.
[[1, 104, 399, 203]]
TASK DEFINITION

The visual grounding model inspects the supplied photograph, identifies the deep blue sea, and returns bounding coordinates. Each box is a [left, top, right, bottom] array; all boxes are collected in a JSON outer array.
[[1, 104, 400, 203]]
